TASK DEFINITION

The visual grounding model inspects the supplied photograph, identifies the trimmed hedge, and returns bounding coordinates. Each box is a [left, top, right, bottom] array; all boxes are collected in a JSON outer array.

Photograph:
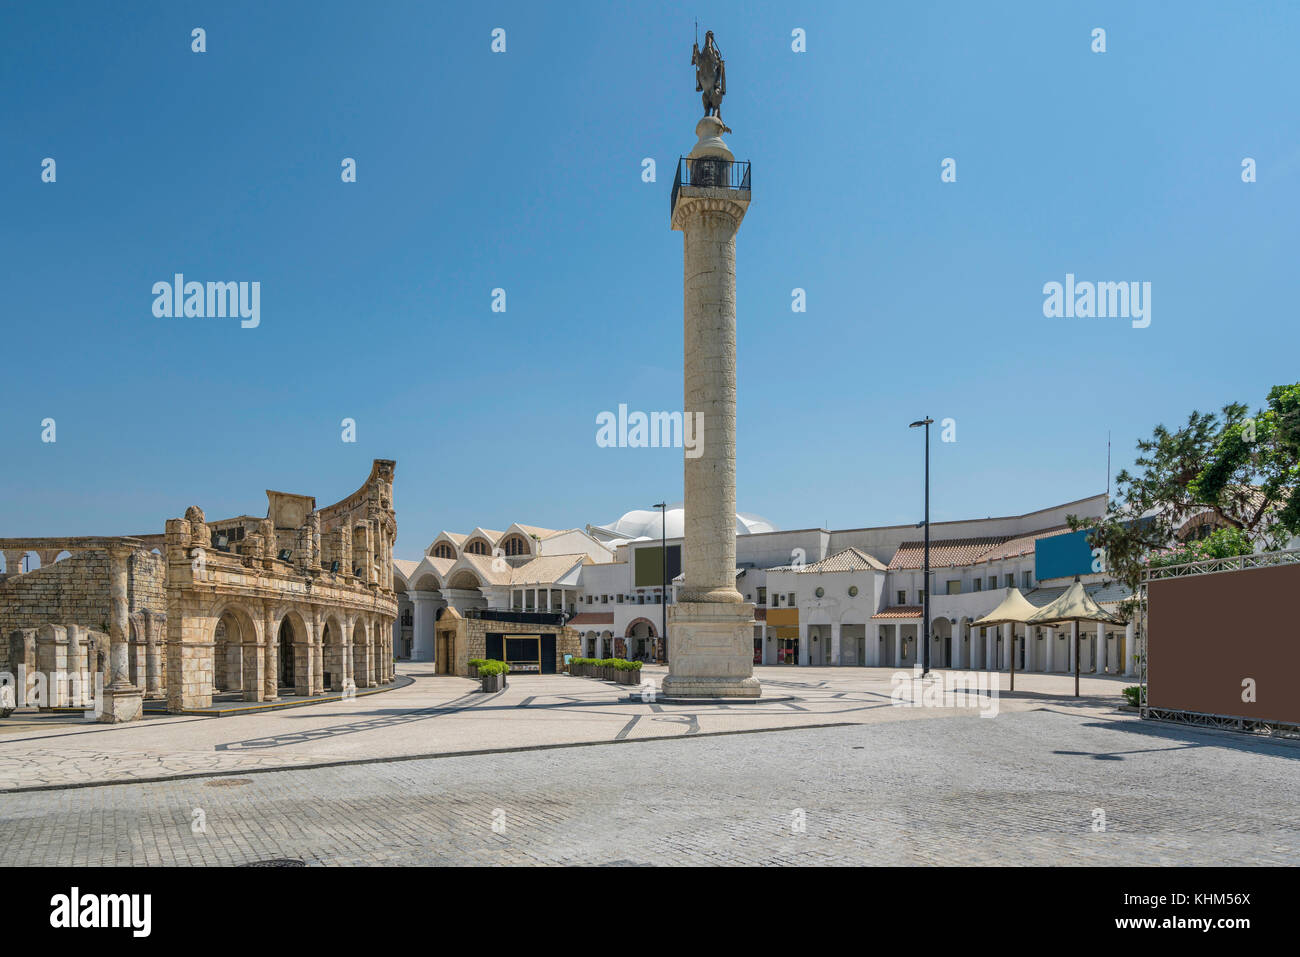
[[570, 657, 643, 672], [478, 659, 510, 677]]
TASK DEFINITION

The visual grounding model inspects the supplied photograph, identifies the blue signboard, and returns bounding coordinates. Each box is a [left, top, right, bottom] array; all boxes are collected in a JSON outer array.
[[1035, 528, 1097, 582]]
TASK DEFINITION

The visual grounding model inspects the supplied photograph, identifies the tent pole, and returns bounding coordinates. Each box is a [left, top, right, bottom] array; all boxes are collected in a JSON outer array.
[[1073, 620, 1080, 698], [1010, 623, 1016, 691]]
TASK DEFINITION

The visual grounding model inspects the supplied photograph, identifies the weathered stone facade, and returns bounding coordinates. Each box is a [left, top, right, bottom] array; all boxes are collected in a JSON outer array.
[[0, 460, 399, 719]]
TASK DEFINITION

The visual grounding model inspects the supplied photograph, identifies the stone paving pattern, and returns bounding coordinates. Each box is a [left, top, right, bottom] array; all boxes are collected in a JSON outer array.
[[0, 708, 1295, 865], [0, 664, 1131, 790], [0, 665, 1295, 865]]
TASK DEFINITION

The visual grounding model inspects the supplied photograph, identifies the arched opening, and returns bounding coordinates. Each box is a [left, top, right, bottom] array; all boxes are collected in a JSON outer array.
[[625, 618, 657, 661], [323, 616, 346, 691], [351, 619, 369, 688], [277, 618, 296, 689]]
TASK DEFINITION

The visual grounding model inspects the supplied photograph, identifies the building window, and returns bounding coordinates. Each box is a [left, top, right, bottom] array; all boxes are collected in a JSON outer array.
[[787, 593, 796, 606], [501, 534, 530, 556], [848, 585, 859, 597], [974, 578, 983, 592], [617, 594, 623, 603], [466, 540, 490, 556], [432, 542, 455, 560], [988, 576, 997, 590], [917, 589, 927, 604], [758, 586, 767, 605], [815, 587, 825, 598], [897, 590, 906, 605], [1005, 574, 1014, 588], [601, 595, 608, 604], [946, 580, 961, 595], [1022, 570, 1032, 589]]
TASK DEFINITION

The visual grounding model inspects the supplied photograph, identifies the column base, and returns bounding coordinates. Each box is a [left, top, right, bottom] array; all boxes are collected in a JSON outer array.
[[663, 601, 762, 699], [98, 685, 144, 723]]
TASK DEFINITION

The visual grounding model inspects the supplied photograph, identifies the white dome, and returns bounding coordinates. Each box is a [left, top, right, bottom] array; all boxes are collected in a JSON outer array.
[[595, 503, 777, 541]]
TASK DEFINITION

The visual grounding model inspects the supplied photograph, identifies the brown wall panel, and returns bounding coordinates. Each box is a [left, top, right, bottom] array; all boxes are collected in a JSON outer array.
[[1148, 562, 1300, 724]]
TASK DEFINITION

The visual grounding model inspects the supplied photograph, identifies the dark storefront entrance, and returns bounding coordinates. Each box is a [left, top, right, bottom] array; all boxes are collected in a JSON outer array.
[[486, 633, 557, 674]]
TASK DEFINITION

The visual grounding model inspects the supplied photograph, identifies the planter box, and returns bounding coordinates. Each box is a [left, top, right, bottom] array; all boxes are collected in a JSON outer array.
[[468, 664, 480, 678], [480, 673, 505, 693]]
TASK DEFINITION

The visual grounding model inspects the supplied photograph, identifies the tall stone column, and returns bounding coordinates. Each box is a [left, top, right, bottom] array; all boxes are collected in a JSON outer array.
[[99, 544, 143, 722], [263, 604, 279, 702], [662, 115, 759, 698], [145, 612, 165, 698]]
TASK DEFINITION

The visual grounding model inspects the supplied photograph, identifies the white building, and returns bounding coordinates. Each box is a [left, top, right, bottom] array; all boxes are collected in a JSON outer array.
[[394, 494, 1149, 677]]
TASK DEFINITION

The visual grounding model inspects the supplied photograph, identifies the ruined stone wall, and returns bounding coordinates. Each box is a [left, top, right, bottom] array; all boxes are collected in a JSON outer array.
[[0, 553, 110, 671], [0, 549, 166, 673]]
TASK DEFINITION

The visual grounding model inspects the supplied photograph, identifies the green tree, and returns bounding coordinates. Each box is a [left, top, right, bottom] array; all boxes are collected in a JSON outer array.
[[1070, 383, 1300, 602]]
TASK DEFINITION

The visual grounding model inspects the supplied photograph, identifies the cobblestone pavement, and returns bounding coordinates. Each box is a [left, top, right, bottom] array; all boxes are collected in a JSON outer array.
[[0, 664, 1132, 790], [0, 708, 1294, 865]]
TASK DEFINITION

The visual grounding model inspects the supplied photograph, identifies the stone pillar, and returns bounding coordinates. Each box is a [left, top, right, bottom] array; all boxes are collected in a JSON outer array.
[[661, 116, 758, 699], [36, 624, 68, 708], [263, 605, 279, 702], [1095, 623, 1106, 674], [3, 549, 26, 578], [829, 622, 841, 666], [312, 611, 326, 693], [797, 621, 810, 666], [410, 590, 437, 662], [99, 545, 143, 722], [1124, 621, 1136, 677], [358, 620, 373, 688], [295, 615, 315, 697], [1045, 626, 1055, 673], [984, 628, 994, 671], [308, 511, 322, 572], [145, 612, 165, 698]]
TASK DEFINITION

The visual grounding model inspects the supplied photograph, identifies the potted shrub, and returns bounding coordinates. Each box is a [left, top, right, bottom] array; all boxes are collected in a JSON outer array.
[[479, 659, 508, 693], [468, 658, 485, 679]]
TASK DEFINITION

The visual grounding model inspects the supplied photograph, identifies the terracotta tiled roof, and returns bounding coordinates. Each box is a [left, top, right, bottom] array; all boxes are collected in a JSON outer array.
[[888, 537, 1010, 569], [568, 612, 614, 626], [971, 525, 1074, 565], [871, 605, 923, 620], [797, 546, 887, 574]]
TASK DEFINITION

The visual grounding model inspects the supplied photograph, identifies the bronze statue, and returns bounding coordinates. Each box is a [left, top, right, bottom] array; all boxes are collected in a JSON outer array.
[[692, 29, 726, 123]]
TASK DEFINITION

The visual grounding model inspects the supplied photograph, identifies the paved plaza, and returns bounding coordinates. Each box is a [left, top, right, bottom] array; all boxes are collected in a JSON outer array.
[[0, 664, 1128, 790], [0, 665, 1295, 865]]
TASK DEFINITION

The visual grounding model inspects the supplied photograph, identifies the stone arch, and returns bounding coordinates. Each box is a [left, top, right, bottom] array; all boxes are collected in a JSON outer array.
[[351, 616, 372, 688], [322, 611, 348, 691], [447, 569, 483, 590], [269, 606, 311, 695], [207, 601, 261, 699]]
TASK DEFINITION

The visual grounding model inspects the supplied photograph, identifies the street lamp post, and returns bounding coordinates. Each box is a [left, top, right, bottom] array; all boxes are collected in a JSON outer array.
[[654, 502, 668, 664], [909, 417, 934, 676]]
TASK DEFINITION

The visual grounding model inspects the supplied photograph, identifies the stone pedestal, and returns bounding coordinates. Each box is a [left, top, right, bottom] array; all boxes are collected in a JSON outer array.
[[98, 685, 143, 723], [662, 115, 759, 699], [663, 601, 761, 698]]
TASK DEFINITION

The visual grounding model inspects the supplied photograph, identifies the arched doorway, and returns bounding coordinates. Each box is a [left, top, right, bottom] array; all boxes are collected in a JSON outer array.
[[322, 616, 346, 691], [625, 619, 657, 660], [278, 618, 296, 689]]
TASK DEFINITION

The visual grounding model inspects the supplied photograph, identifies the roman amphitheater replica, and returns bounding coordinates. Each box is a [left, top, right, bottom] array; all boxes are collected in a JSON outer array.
[[0, 459, 398, 721]]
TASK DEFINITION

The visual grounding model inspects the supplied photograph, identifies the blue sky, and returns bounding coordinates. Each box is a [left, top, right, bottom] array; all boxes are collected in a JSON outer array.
[[2, 1, 1296, 559]]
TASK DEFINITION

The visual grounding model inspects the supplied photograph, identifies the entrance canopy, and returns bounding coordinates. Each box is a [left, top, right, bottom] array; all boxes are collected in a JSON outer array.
[[972, 587, 1039, 627], [1026, 580, 1125, 627]]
